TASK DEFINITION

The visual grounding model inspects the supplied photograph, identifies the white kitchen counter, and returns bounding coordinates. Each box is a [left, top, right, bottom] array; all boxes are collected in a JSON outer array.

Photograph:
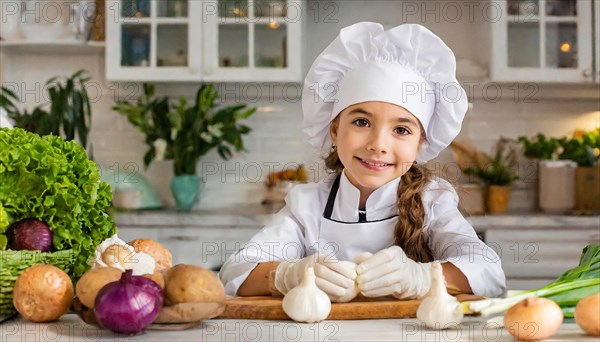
[[112, 206, 599, 287], [467, 214, 600, 231], [113, 204, 282, 228], [1, 314, 596, 342], [113, 205, 600, 232]]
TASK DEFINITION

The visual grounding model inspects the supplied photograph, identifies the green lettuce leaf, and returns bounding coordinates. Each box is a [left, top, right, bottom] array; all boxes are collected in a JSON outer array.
[[0, 128, 117, 276], [0, 203, 9, 234]]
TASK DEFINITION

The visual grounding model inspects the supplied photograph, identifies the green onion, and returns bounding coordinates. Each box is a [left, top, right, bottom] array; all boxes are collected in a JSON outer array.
[[463, 244, 600, 317]]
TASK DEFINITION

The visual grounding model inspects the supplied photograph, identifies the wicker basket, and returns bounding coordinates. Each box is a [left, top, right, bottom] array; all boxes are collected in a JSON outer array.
[[0, 249, 75, 316]]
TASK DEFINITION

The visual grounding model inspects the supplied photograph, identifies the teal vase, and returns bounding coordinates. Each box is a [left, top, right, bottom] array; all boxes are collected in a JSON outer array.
[[170, 175, 202, 211]]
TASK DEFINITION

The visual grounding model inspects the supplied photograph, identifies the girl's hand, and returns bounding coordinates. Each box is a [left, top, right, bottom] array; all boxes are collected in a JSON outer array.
[[274, 253, 359, 302], [356, 246, 432, 299]]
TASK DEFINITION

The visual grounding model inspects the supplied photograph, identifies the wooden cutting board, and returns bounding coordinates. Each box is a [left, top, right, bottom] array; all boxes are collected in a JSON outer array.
[[218, 294, 483, 320]]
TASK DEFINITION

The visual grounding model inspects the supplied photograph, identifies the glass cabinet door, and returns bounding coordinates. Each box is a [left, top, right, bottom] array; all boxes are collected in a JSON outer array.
[[121, 24, 151, 67], [217, 0, 287, 69], [106, 0, 201, 81], [493, 0, 592, 82], [506, 0, 579, 69], [121, 0, 189, 68], [205, 0, 302, 81]]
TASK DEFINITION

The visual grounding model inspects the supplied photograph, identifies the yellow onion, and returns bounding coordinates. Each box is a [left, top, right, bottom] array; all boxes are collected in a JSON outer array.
[[575, 293, 600, 336], [13, 264, 73, 322], [504, 297, 563, 341]]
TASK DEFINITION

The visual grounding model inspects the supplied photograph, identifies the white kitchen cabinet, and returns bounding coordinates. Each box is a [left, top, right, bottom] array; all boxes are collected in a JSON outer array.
[[491, 0, 594, 82], [105, 0, 303, 82], [486, 229, 600, 290], [157, 227, 259, 270], [117, 225, 260, 271]]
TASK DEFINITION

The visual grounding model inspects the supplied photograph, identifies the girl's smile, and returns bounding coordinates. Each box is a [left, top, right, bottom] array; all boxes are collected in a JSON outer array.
[[330, 101, 424, 201], [355, 157, 394, 171]]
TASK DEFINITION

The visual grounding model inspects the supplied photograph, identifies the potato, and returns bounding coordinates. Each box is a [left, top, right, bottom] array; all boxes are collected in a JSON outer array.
[[75, 267, 122, 308], [128, 238, 173, 272], [164, 264, 225, 305], [143, 270, 165, 289], [154, 301, 225, 323], [13, 264, 74, 322]]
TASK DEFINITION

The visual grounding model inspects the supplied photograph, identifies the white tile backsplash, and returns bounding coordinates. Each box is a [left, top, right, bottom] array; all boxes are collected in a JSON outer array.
[[2, 0, 599, 211]]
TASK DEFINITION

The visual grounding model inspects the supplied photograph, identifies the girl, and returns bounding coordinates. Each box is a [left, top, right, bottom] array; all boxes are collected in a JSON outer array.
[[219, 22, 506, 301]]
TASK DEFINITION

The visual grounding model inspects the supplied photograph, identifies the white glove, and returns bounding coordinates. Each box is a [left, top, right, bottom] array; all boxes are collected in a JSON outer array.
[[274, 253, 359, 302], [356, 246, 432, 299]]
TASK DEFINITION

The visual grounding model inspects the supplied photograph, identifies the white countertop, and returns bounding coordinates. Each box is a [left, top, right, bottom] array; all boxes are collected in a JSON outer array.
[[113, 204, 282, 228], [113, 205, 600, 232], [0, 314, 595, 341]]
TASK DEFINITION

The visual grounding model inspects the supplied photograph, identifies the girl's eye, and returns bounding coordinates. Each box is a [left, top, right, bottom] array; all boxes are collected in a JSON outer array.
[[395, 127, 410, 135], [352, 119, 370, 127]]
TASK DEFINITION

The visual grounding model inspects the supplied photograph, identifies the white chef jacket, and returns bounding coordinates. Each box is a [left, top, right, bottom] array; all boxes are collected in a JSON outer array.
[[219, 172, 506, 298]]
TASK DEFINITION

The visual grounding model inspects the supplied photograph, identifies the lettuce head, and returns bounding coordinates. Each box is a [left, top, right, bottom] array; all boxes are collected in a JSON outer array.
[[0, 128, 117, 277]]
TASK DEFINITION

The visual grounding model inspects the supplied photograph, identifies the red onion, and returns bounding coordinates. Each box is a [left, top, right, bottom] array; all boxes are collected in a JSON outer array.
[[94, 270, 163, 335], [7, 218, 53, 251]]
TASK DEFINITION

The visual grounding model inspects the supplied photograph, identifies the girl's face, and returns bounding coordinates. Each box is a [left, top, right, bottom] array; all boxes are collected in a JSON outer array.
[[330, 101, 423, 195]]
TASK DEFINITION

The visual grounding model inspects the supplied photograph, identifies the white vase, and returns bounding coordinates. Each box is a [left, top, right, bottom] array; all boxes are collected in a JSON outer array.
[[538, 160, 577, 214]]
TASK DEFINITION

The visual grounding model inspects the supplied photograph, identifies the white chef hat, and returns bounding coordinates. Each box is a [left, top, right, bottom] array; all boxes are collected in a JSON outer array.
[[302, 22, 468, 163]]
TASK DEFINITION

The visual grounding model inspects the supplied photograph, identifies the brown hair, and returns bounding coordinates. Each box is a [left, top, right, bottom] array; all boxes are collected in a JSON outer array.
[[324, 123, 434, 262]]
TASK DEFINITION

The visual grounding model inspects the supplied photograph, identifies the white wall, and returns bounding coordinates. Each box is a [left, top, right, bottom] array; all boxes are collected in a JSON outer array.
[[2, 0, 599, 211]]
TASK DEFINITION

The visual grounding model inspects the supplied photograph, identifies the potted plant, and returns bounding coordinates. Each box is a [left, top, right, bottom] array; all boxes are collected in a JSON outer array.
[[517, 133, 561, 211], [0, 70, 93, 152], [517, 133, 560, 161], [113, 83, 256, 211], [451, 138, 519, 214], [450, 140, 488, 216], [558, 129, 600, 211]]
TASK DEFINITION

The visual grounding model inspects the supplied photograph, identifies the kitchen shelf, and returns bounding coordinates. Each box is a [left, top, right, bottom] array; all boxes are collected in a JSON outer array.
[[0, 40, 105, 54]]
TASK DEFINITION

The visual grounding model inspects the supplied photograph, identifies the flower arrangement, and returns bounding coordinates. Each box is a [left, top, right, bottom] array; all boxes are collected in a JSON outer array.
[[112, 83, 256, 176]]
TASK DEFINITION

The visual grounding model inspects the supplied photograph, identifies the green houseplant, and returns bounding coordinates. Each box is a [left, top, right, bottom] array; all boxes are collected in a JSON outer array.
[[518, 129, 600, 213], [451, 138, 519, 214], [559, 129, 600, 211], [0, 70, 93, 151], [517, 133, 560, 160], [557, 129, 600, 167], [112, 83, 256, 210]]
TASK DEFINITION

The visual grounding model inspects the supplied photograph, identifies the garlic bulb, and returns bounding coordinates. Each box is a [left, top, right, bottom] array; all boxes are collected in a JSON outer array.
[[282, 267, 331, 323], [416, 262, 463, 329], [92, 234, 155, 276]]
